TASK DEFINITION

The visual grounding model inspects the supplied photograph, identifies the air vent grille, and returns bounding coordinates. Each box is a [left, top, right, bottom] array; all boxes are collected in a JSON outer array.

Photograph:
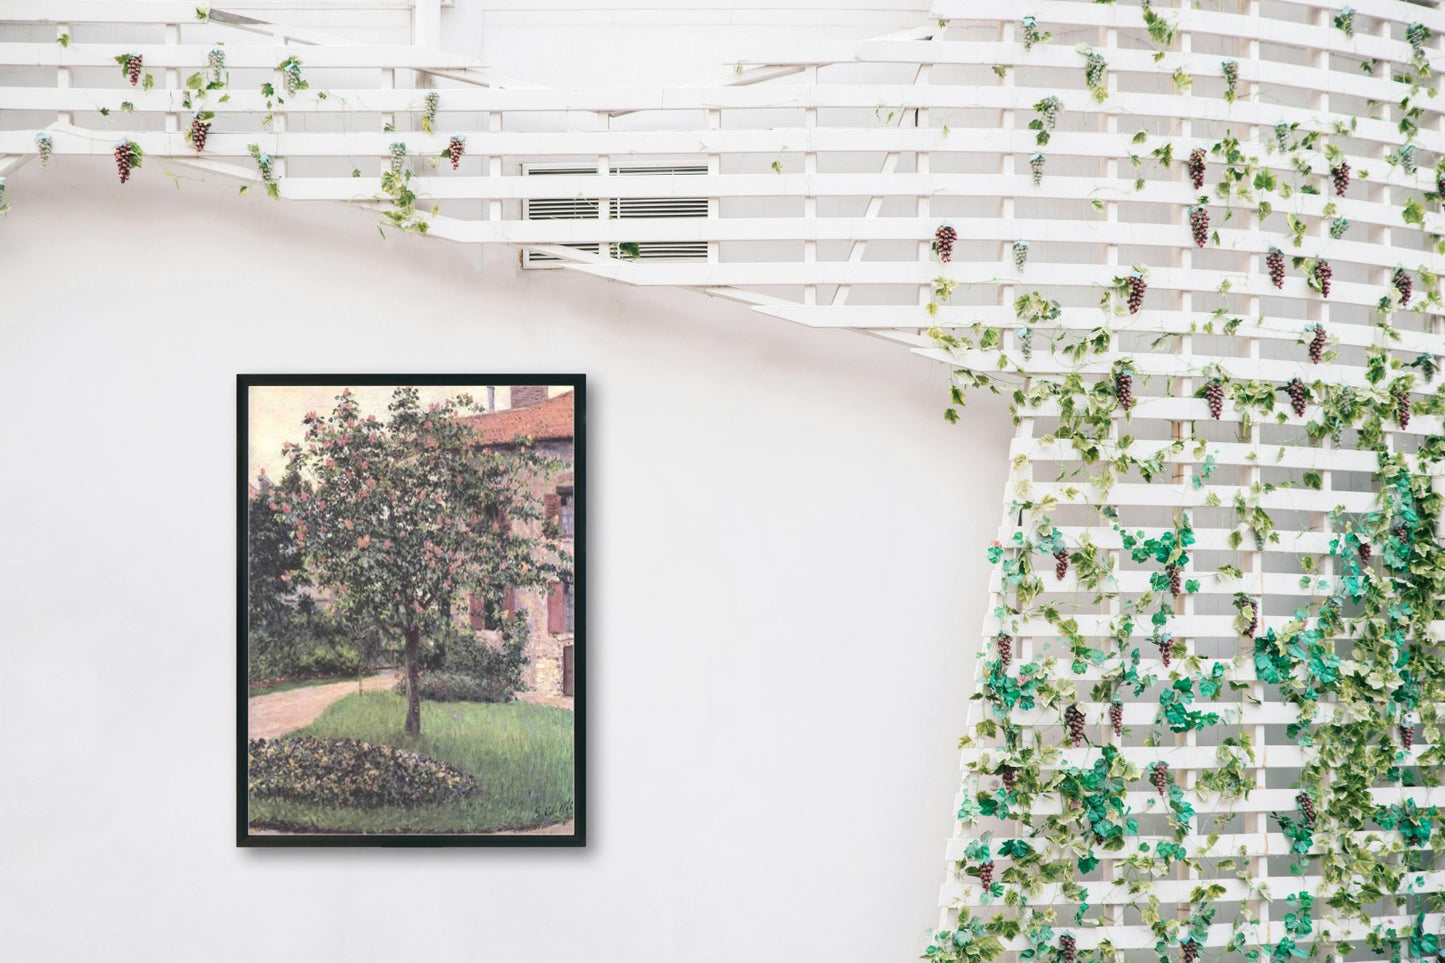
[[524, 165, 708, 266]]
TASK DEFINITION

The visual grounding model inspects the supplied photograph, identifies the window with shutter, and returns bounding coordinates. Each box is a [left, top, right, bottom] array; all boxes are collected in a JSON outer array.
[[560, 490, 575, 537], [547, 581, 566, 634], [468, 591, 485, 631], [471, 588, 513, 631]]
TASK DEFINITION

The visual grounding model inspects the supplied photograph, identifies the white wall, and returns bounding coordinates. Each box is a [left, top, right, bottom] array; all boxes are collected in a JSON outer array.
[[0, 159, 1010, 962]]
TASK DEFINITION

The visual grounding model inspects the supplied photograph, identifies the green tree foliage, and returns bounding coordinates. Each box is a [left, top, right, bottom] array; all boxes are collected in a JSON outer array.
[[276, 387, 567, 735]]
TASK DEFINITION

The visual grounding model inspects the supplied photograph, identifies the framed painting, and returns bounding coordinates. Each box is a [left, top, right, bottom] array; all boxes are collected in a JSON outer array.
[[237, 375, 586, 846]]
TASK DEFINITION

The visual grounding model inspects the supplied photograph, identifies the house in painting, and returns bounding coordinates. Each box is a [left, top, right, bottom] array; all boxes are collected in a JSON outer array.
[[462, 386, 577, 698]]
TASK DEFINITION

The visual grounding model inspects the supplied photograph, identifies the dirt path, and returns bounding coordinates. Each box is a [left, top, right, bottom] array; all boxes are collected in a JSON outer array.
[[248, 670, 399, 739]]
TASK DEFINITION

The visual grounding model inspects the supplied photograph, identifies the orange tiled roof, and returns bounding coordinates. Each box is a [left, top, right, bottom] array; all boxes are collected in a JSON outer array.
[[464, 391, 574, 445]]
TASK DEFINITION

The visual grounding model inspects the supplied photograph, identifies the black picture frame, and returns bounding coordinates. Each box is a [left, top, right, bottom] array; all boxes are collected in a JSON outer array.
[[237, 374, 587, 847]]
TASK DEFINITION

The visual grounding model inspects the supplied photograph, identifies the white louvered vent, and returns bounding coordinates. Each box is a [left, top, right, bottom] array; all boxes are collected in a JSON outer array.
[[523, 165, 709, 267]]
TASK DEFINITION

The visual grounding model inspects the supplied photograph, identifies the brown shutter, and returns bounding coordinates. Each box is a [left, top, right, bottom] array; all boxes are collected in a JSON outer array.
[[543, 493, 561, 524], [468, 591, 485, 630], [502, 586, 515, 617], [547, 581, 565, 633]]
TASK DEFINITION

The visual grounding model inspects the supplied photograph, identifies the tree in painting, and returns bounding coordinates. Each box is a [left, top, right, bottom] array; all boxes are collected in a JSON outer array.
[[247, 469, 309, 633], [276, 386, 567, 735]]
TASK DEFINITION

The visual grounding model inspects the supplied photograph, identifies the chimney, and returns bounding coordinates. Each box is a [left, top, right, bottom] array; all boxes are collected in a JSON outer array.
[[509, 385, 549, 409]]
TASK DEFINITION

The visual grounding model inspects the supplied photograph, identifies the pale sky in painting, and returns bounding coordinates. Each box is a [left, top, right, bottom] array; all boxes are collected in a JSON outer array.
[[246, 384, 570, 483]]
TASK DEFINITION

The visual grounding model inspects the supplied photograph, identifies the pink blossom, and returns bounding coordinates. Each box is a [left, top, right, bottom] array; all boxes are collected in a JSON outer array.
[[343, 519, 354, 530]]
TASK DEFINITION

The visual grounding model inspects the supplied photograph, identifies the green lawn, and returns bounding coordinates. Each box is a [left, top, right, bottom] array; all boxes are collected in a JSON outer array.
[[248, 693, 575, 834]]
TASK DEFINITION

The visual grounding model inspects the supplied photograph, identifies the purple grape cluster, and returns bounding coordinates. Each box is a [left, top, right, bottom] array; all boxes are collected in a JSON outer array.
[[1394, 267, 1413, 307], [1187, 148, 1206, 190], [1296, 792, 1316, 826], [1205, 380, 1224, 420], [1243, 599, 1259, 637], [126, 54, 143, 86], [1189, 206, 1210, 247], [1064, 704, 1086, 747], [1115, 369, 1134, 411], [1182, 942, 1199, 963], [1359, 542, 1372, 565], [1157, 638, 1173, 667], [1331, 160, 1351, 196], [1309, 325, 1327, 364], [1126, 275, 1146, 313], [189, 115, 210, 153], [996, 633, 1013, 668], [934, 224, 957, 263], [1167, 565, 1182, 596], [1314, 259, 1333, 298], [1285, 377, 1308, 417], [1396, 388, 1411, 429], [1054, 549, 1070, 580], [1109, 701, 1123, 738], [1059, 935, 1077, 963], [999, 764, 1017, 792], [978, 860, 995, 889], [1402, 724, 1415, 750], [447, 136, 465, 170], [114, 141, 136, 183], [1151, 762, 1169, 795], [1266, 246, 1286, 289]]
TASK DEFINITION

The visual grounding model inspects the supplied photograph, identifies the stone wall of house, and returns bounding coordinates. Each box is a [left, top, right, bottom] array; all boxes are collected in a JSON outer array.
[[454, 430, 576, 697], [520, 435, 575, 697]]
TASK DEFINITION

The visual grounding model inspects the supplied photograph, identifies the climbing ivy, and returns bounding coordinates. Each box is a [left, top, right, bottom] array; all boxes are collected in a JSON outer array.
[[929, 7, 1445, 963]]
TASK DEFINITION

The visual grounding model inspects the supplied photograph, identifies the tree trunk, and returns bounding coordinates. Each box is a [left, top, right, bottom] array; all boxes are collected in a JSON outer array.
[[403, 626, 421, 736]]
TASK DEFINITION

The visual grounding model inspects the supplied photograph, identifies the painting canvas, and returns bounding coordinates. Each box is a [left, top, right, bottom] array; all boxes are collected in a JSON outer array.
[[238, 375, 585, 846]]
